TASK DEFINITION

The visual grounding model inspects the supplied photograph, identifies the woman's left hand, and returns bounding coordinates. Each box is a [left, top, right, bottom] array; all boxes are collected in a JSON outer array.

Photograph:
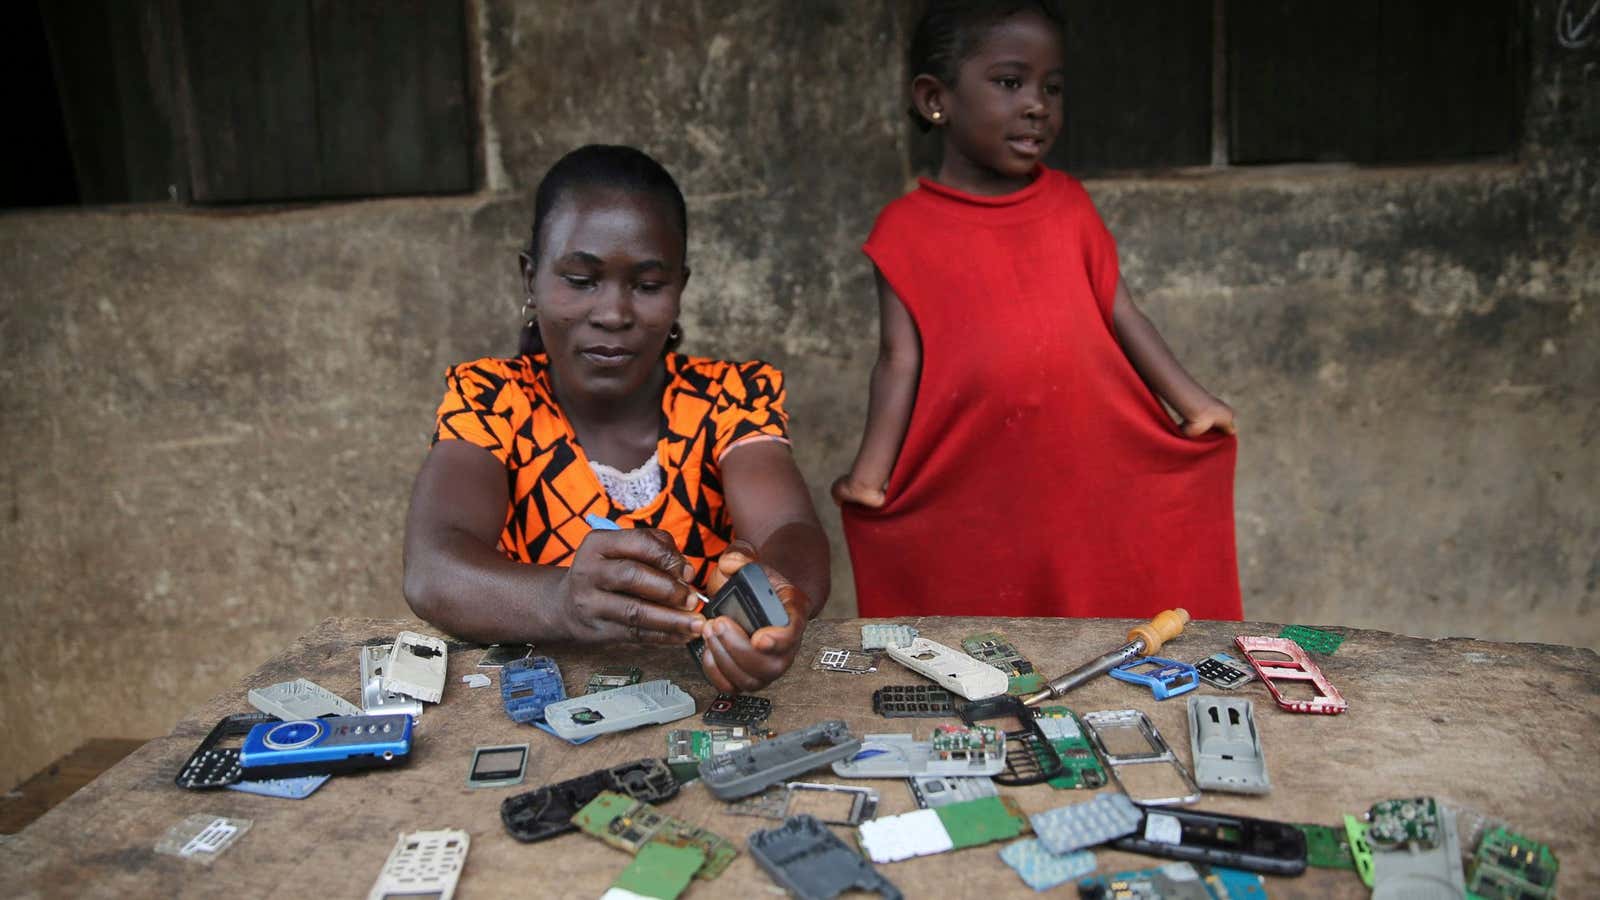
[[697, 541, 808, 694]]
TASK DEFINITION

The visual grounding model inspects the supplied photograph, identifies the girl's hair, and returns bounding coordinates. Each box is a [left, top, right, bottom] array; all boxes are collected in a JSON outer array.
[[520, 144, 689, 356], [907, 0, 1065, 132]]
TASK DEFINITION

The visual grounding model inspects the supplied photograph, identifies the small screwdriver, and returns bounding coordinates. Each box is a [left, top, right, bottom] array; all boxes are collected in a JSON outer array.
[[1021, 608, 1191, 707], [584, 514, 713, 611]]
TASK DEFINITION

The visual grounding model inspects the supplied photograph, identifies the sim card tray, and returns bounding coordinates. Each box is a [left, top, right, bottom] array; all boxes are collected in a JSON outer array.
[[1081, 709, 1200, 806], [1234, 636, 1348, 714]]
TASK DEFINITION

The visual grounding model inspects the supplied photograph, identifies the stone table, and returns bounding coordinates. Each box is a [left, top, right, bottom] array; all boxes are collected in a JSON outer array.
[[3, 616, 1595, 898]]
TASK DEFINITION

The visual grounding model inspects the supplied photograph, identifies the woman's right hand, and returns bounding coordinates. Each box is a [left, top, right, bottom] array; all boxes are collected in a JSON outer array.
[[553, 528, 707, 645], [830, 474, 887, 508]]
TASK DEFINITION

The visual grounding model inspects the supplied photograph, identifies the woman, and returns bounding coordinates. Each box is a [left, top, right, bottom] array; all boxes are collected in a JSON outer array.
[[402, 145, 829, 694]]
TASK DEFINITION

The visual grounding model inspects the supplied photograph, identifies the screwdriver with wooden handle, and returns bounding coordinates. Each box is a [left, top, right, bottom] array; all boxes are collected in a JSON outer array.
[[1021, 608, 1191, 707]]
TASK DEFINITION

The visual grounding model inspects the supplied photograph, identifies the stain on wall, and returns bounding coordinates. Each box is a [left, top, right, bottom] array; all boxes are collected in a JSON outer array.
[[0, 0, 1594, 790]]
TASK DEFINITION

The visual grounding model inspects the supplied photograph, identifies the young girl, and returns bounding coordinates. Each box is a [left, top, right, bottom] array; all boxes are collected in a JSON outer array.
[[833, 1, 1242, 621]]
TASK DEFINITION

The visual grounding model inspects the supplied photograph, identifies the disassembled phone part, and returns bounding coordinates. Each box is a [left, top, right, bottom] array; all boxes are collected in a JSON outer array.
[[248, 678, 364, 720], [500, 757, 678, 843], [1111, 806, 1308, 876], [238, 714, 412, 779], [573, 790, 739, 879], [501, 656, 566, 724], [541, 679, 695, 741], [960, 695, 1065, 786], [382, 631, 448, 704], [175, 712, 277, 789], [832, 726, 1005, 778], [665, 727, 766, 782], [724, 782, 880, 826], [908, 775, 998, 809], [1076, 862, 1212, 900], [1029, 792, 1143, 855], [360, 643, 424, 718], [367, 829, 469, 900], [873, 684, 962, 718], [703, 693, 771, 727], [153, 813, 253, 864], [1467, 826, 1558, 899], [748, 814, 904, 900], [1279, 623, 1345, 655], [1194, 651, 1255, 689], [1023, 608, 1190, 707], [699, 720, 861, 800], [999, 839, 1096, 893], [1081, 709, 1201, 806], [586, 665, 642, 694], [857, 795, 1029, 864], [814, 647, 878, 674], [961, 630, 1045, 694], [1295, 823, 1356, 870], [886, 638, 1008, 700], [608, 842, 703, 900], [1367, 796, 1441, 849], [861, 623, 918, 651], [1368, 802, 1466, 898], [467, 743, 529, 789], [227, 773, 330, 800], [1033, 707, 1108, 790], [689, 563, 789, 673], [478, 643, 533, 668], [1344, 814, 1377, 888], [1108, 656, 1199, 700], [1187, 695, 1269, 794], [1233, 636, 1348, 714]]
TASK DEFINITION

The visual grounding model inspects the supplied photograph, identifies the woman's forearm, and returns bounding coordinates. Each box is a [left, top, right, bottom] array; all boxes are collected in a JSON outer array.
[[402, 525, 567, 643], [755, 520, 831, 620]]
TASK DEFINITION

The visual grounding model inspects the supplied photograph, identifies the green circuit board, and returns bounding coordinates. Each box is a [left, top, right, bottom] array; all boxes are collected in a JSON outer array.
[[1034, 707, 1107, 790]]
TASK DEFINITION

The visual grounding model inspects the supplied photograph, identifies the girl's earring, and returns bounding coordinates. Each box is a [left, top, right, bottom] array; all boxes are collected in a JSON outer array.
[[930, 110, 943, 122]]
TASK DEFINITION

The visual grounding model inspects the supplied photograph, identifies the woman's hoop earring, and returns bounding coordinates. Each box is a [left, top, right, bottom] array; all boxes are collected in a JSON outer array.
[[668, 322, 683, 343], [521, 298, 536, 327]]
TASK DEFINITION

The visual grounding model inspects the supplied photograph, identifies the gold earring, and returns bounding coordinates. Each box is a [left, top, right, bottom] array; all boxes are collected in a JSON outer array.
[[930, 110, 943, 121], [521, 299, 536, 327]]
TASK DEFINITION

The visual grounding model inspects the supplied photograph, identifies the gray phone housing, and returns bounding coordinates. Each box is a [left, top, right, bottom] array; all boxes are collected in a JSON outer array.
[[699, 720, 862, 800], [747, 814, 903, 900], [830, 732, 1005, 779], [248, 678, 362, 720], [541, 679, 695, 740], [360, 644, 424, 718], [1187, 695, 1270, 794]]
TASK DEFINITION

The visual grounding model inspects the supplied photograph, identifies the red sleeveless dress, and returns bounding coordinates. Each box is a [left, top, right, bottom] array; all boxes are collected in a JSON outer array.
[[842, 168, 1243, 621]]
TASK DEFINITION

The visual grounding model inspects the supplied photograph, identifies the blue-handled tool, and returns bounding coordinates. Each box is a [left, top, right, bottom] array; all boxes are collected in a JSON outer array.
[[584, 514, 712, 610], [1108, 656, 1200, 700]]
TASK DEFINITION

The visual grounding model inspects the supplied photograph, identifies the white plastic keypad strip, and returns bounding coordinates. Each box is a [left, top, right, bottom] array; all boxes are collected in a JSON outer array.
[[367, 829, 470, 900]]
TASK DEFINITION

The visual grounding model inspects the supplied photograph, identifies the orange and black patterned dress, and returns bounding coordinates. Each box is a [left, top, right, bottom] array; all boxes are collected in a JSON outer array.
[[431, 352, 789, 582]]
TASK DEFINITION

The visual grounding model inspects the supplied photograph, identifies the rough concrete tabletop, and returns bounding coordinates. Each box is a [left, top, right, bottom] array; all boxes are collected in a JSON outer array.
[[3, 616, 1596, 898]]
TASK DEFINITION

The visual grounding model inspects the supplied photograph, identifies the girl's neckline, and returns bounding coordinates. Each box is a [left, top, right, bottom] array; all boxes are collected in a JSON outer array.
[[917, 165, 1049, 207]]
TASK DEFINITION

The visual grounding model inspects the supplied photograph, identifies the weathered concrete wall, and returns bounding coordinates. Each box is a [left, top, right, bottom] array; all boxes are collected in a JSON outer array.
[[1, 0, 1595, 790]]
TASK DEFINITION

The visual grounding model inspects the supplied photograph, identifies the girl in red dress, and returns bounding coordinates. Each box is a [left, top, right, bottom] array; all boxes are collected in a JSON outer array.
[[833, 1, 1243, 621]]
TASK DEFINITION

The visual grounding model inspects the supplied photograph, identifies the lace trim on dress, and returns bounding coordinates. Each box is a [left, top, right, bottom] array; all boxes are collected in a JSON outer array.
[[590, 456, 665, 511]]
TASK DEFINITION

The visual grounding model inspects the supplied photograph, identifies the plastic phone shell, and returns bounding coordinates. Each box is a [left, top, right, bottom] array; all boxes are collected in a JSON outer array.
[[1234, 635, 1348, 714], [688, 564, 789, 672], [500, 758, 678, 844], [501, 656, 565, 724], [1187, 695, 1270, 794], [382, 631, 447, 704], [1081, 708, 1201, 806], [248, 678, 363, 720], [238, 713, 412, 778], [830, 729, 1005, 778], [360, 644, 424, 718], [698, 720, 861, 800], [960, 695, 1066, 786], [885, 638, 1008, 700], [1111, 806, 1308, 876], [541, 679, 695, 740], [175, 712, 277, 789], [1108, 656, 1200, 700], [367, 829, 469, 900], [748, 815, 903, 900]]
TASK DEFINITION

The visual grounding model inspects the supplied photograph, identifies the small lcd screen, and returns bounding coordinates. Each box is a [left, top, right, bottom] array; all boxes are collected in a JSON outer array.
[[472, 747, 526, 780], [508, 689, 534, 699]]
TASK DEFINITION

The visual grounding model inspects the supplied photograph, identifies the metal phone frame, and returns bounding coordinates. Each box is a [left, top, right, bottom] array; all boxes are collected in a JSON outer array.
[[1233, 636, 1348, 714], [1080, 708, 1201, 806]]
